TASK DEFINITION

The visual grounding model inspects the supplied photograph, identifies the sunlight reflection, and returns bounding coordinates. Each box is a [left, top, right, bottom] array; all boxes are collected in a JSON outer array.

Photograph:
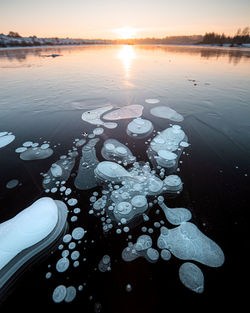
[[117, 45, 136, 79]]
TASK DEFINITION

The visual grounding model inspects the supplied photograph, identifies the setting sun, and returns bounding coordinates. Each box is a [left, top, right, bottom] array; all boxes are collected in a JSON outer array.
[[115, 26, 138, 39]]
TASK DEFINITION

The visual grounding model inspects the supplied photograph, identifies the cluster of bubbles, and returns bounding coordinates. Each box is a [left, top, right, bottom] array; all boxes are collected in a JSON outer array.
[[0, 99, 226, 303]]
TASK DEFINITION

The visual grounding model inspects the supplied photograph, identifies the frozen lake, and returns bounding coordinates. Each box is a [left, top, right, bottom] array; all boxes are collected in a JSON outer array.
[[0, 45, 249, 311]]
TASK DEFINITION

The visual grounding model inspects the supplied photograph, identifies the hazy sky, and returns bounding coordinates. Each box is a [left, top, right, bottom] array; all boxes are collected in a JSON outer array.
[[1, 0, 249, 38]]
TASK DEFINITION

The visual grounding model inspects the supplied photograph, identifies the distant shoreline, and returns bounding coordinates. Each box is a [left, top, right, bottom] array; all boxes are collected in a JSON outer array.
[[1, 43, 250, 52]]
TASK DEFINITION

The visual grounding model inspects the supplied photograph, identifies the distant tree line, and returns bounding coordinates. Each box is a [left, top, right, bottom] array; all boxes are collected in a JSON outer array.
[[201, 27, 250, 46]]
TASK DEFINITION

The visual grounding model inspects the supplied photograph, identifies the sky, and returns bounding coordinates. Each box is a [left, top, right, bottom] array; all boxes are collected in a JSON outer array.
[[1, 0, 249, 39]]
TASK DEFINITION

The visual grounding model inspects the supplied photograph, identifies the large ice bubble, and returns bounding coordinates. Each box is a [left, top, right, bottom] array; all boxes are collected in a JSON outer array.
[[101, 139, 136, 165], [0, 197, 59, 270], [179, 262, 204, 293], [102, 104, 143, 120], [147, 124, 188, 173], [81, 105, 113, 126], [20, 146, 53, 160], [43, 151, 78, 189], [127, 118, 153, 139], [157, 222, 225, 267], [159, 201, 192, 225], [150, 106, 184, 122], [0, 132, 15, 148], [74, 138, 100, 190]]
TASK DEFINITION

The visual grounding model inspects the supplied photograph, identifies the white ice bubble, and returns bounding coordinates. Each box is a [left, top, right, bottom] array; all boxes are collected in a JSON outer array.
[[63, 234, 72, 243], [15, 147, 27, 153], [161, 249, 171, 261], [150, 106, 184, 122], [179, 262, 204, 293], [127, 118, 153, 139], [101, 139, 136, 164], [22, 141, 33, 147], [157, 222, 225, 267], [0, 197, 59, 271], [98, 254, 111, 272], [6, 179, 19, 189], [52, 285, 67, 303], [72, 227, 85, 240], [93, 127, 104, 135], [145, 99, 160, 104], [159, 202, 192, 225], [20, 147, 53, 161], [40, 143, 50, 149], [146, 248, 159, 263], [81, 105, 113, 126], [180, 141, 190, 147], [103, 104, 144, 121], [56, 257, 70, 272], [64, 286, 77, 303], [71, 251, 80, 260], [126, 284, 132, 292], [0, 133, 15, 148], [67, 198, 78, 206], [135, 235, 152, 251], [74, 139, 100, 190]]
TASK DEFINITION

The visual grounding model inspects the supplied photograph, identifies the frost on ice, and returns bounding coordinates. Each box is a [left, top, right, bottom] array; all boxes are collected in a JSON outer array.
[[0, 132, 15, 148], [102, 104, 144, 121], [150, 106, 184, 122], [179, 262, 204, 294]]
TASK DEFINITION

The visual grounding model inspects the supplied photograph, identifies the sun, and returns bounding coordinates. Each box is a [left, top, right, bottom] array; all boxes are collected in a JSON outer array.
[[115, 26, 137, 39]]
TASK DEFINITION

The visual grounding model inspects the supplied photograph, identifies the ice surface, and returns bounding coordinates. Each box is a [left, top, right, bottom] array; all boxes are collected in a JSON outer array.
[[20, 146, 53, 160], [81, 105, 113, 126], [159, 202, 192, 225], [179, 262, 204, 293], [157, 222, 225, 267], [0, 197, 58, 270], [127, 118, 153, 138], [101, 139, 136, 164], [150, 106, 184, 122], [52, 285, 67, 303], [0, 133, 15, 148], [74, 139, 99, 190], [103, 104, 143, 120]]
